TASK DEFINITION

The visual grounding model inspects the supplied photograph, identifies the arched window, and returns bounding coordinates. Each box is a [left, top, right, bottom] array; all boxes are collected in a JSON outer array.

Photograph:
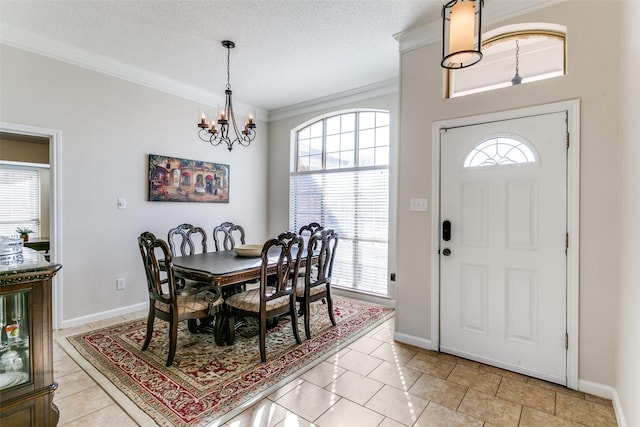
[[464, 136, 537, 168], [290, 110, 390, 296], [448, 24, 566, 98], [295, 111, 389, 171]]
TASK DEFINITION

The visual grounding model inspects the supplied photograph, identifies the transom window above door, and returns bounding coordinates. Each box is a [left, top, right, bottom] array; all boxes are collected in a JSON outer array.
[[448, 24, 567, 98], [463, 136, 537, 168]]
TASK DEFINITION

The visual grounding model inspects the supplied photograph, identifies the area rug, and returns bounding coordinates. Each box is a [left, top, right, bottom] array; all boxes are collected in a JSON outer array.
[[58, 297, 394, 426]]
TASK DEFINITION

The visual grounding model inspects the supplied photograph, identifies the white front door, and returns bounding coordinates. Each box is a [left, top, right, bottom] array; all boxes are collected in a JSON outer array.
[[439, 112, 567, 385]]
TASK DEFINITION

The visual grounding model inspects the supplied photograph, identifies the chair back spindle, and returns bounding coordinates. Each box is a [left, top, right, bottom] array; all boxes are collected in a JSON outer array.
[[168, 223, 208, 256], [260, 231, 303, 303], [213, 221, 246, 251]]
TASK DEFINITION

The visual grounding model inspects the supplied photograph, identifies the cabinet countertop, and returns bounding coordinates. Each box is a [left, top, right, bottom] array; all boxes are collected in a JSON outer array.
[[0, 248, 61, 284]]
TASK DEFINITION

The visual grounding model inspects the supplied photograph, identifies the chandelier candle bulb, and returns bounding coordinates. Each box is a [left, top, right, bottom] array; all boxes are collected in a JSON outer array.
[[197, 108, 208, 128]]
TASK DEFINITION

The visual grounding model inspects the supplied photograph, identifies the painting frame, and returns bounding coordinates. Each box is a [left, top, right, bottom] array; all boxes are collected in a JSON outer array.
[[148, 154, 229, 203]]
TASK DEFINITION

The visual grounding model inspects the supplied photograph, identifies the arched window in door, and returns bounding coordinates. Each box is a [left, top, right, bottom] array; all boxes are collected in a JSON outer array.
[[463, 136, 537, 168]]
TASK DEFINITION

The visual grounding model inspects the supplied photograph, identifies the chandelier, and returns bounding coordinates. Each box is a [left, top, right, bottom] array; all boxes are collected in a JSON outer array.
[[197, 40, 256, 151], [441, 0, 484, 69]]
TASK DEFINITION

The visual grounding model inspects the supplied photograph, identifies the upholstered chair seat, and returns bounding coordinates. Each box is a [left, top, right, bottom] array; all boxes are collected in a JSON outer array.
[[226, 287, 290, 312]]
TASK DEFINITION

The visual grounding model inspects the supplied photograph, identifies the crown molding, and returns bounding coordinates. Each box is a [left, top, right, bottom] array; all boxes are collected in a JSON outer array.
[[0, 24, 268, 121], [393, 0, 566, 53], [268, 78, 398, 123]]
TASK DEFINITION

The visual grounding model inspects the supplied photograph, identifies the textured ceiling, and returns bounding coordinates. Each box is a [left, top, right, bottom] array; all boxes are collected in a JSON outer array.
[[0, 1, 558, 113], [0, 0, 440, 112]]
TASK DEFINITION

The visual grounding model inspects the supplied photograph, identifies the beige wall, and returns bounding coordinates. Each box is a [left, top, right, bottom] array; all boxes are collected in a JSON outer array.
[[397, 1, 621, 388], [616, 2, 640, 425], [0, 45, 269, 324]]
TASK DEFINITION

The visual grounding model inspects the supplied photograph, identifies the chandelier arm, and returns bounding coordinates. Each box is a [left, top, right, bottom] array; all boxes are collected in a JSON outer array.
[[198, 128, 223, 146]]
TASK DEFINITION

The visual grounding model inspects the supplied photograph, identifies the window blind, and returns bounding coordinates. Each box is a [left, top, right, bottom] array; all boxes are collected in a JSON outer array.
[[290, 166, 389, 295], [0, 166, 41, 236]]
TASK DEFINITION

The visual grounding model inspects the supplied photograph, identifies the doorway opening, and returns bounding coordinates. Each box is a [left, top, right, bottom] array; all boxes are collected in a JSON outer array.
[[0, 123, 62, 329]]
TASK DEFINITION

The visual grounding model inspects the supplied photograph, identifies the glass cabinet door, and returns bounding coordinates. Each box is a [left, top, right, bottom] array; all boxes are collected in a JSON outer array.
[[0, 291, 30, 390]]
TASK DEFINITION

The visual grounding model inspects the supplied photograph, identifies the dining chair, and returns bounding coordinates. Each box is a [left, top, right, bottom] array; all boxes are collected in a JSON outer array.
[[213, 220, 256, 298], [212, 221, 246, 251], [296, 228, 338, 339], [167, 223, 212, 306], [298, 222, 324, 237], [297, 222, 324, 277], [168, 223, 208, 256], [224, 231, 303, 362], [137, 231, 222, 366]]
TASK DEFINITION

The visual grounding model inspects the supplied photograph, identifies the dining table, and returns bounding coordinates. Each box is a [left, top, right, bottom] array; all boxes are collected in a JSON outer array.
[[170, 247, 314, 345]]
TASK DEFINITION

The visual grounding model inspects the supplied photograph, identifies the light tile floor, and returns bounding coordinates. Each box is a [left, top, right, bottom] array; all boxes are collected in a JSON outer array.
[[52, 312, 618, 427]]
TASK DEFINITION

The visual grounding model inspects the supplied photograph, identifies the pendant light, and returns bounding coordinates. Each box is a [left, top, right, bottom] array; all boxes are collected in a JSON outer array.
[[441, 0, 484, 69], [511, 39, 522, 85]]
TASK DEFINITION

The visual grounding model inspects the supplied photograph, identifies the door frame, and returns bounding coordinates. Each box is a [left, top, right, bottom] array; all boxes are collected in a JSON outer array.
[[429, 100, 580, 389], [1, 121, 63, 330]]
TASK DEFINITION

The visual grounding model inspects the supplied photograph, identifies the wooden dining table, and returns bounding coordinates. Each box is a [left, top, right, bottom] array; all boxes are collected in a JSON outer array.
[[170, 248, 313, 344]]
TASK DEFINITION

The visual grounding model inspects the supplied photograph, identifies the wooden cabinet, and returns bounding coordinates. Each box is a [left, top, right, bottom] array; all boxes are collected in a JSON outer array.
[[0, 248, 61, 426]]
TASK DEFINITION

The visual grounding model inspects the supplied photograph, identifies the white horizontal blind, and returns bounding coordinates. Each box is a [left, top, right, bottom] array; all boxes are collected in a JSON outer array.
[[290, 166, 388, 295], [0, 166, 41, 236]]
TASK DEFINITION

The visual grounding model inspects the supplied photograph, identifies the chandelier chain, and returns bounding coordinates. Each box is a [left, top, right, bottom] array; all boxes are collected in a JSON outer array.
[[515, 39, 520, 75], [226, 45, 231, 90]]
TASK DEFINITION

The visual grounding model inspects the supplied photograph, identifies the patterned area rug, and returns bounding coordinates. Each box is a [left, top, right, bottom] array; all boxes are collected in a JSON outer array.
[[58, 297, 394, 426]]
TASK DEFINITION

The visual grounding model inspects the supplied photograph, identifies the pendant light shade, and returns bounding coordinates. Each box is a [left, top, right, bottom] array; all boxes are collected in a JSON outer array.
[[441, 0, 484, 69]]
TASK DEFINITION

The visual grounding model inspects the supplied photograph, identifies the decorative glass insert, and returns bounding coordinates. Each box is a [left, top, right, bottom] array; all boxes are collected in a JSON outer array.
[[464, 137, 536, 168]]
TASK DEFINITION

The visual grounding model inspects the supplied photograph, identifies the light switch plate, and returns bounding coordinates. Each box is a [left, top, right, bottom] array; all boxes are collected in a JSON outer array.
[[410, 198, 428, 212]]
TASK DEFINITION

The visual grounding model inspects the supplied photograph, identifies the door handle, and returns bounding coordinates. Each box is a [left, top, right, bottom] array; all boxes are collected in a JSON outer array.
[[443, 220, 451, 241]]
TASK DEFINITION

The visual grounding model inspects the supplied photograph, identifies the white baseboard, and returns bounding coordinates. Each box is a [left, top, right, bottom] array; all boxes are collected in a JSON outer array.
[[59, 302, 148, 329], [393, 332, 437, 351], [611, 388, 628, 427], [577, 379, 615, 399], [578, 380, 627, 427]]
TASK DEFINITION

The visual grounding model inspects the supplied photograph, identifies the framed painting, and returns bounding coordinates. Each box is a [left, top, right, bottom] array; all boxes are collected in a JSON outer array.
[[148, 154, 229, 203]]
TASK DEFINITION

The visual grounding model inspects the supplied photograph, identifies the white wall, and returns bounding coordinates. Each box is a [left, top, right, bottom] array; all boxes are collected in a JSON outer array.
[[396, 1, 621, 388], [615, 2, 640, 425], [0, 46, 269, 325]]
